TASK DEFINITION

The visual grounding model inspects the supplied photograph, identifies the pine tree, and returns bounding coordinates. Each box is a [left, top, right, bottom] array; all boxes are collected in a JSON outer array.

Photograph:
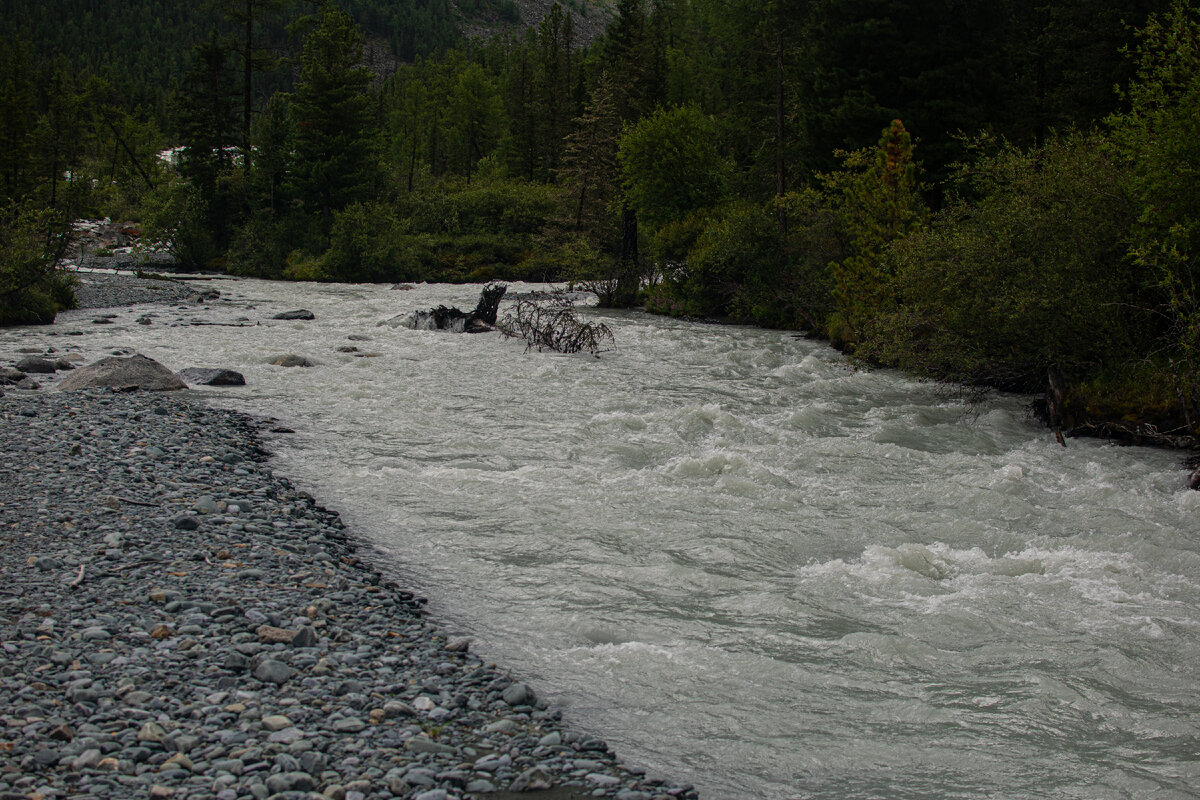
[[0, 40, 38, 203], [448, 62, 503, 184]]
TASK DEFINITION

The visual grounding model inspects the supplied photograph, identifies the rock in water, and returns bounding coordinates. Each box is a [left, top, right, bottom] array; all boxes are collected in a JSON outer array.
[[57, 354, 186, 392], [269, 355, 315, 368], [16, 356, 57, 373], [272, 309, 315, 320], [177, 367, 246, 386]]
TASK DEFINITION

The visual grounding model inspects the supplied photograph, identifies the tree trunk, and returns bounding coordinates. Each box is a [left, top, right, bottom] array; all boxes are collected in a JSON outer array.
[[615, 203, 639, 306], [619, 203, 638, 264], [1047, 364, 1067, 447], [243, 0, 253, 169], [407, 135, 416, 193], [775, 30, 786, 236]]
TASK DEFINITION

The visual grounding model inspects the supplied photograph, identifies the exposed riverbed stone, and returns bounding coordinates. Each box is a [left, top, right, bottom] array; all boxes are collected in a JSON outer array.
[[57, 353, 186, 391]]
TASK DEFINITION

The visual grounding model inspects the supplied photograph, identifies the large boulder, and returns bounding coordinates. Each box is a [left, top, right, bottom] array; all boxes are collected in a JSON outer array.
[[272, 309, 315, 320], [0, 366, 25, 385], [57, 354, 186, 392], [177, 367, 246, 386]]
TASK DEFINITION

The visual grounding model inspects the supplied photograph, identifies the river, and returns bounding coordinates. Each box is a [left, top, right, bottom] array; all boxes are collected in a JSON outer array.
[[13, 279, 1200, 799]]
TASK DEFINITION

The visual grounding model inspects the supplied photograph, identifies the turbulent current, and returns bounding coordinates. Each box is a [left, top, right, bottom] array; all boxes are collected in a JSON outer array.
[[18, 279, 1200, 799]]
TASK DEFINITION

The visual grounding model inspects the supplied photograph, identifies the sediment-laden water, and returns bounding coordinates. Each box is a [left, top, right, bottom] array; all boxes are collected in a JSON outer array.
[[10, 279, 1200, 799]]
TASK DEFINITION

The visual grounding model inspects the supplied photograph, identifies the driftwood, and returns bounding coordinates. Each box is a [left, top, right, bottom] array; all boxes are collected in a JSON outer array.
[[1064, 419, 1198, 450], [471, 283, 507, 325], [1047, 365, 1067, 447], [407, 283, 507, 333], [499, 293, 614, 356]]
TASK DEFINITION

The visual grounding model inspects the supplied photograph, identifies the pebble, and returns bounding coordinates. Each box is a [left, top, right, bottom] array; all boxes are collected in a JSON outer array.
[[261, 715, 292, 731], [0, 386, 699, 800]]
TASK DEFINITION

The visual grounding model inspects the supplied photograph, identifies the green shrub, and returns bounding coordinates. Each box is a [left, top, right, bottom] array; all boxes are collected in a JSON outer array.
[[1107, 2, 1200, 403], [282, 250, 328, 282], [395, 179, 557, 236], [682, 200, 782, 320], [322, 202, 403, 283], [0, 205, 76, 326], [227, 213, 293, 279], [1062, 362, 1188, 433], [137, 175, 220, 272], [855, 132, 1143, 391]]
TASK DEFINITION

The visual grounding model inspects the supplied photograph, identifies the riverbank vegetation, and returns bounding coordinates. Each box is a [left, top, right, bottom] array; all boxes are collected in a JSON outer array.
[[2, 0, 1198, 443]]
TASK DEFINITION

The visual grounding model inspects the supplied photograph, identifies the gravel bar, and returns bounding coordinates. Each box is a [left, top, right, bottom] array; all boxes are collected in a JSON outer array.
[[0, 389, 697, 800], [69, 273, 204, 310]]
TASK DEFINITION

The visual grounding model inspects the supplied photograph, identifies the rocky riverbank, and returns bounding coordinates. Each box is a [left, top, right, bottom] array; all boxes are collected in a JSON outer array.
[[0, 389, 697, 800]]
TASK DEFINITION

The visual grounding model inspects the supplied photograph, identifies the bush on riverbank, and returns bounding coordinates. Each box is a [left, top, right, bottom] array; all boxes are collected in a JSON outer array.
[[639, 7, 1200, 446], [0, 204, 76, 326], [854, 132, 1145, 392]]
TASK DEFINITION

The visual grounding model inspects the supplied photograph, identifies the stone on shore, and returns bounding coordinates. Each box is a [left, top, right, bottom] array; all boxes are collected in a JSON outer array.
[[57, 353, 186, 391], [502, 682, 538, 707]]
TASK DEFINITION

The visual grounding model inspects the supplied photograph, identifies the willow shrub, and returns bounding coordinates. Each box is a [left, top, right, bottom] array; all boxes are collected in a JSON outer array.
[[855, 132, 1146, 391]]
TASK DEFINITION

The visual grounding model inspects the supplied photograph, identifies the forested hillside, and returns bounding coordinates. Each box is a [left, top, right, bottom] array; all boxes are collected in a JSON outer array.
[[3, 0, 1199, 444], [1, 0, 487, 116]]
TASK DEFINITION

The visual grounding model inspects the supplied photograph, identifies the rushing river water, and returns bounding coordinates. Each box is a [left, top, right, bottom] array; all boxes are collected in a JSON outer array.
[[11, 279, 1200, 799]]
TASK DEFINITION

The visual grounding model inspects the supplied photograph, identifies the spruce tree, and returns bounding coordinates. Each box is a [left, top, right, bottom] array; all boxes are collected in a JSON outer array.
[[215, 0, 288, 168], [289, 3, 374, 234], [177, 31, 238, 201]]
